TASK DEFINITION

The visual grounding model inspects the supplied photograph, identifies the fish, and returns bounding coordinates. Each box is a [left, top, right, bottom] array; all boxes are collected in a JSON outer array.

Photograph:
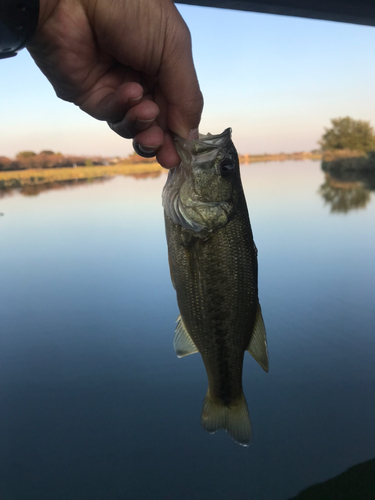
[[162, 128, 268, 446]]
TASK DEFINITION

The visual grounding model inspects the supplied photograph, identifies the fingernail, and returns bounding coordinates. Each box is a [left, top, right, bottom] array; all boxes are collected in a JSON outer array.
[[135, 118, 155, 130], [129, 94, 143, 104], [137, 118, 154, 125], [133, 141, 158, 158], [188, 128, 199, 140]]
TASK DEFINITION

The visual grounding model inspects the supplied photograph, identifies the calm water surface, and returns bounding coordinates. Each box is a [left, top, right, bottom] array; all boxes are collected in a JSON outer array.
[[1, 161, 374, 499]]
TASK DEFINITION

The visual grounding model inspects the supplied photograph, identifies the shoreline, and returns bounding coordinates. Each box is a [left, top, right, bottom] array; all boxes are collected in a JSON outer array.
[[0, 162, 165, 189], [239, 152, 322, 163], [0, 157, 319, 189], [0, 152, 336, 190]]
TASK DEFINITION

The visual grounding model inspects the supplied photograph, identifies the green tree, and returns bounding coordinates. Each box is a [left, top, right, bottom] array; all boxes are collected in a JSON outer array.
[[16, 151, 36, 159], [319, 117, 375, 152]]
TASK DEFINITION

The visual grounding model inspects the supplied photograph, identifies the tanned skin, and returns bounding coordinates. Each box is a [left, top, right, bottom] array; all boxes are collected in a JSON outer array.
[[27, 0, 203, 168]]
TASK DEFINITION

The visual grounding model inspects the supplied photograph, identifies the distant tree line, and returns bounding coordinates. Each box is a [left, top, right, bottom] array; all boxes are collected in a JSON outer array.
[[0, 149, 157, 171], [320, 117, 375, 152], [0, 150, 113, 171]]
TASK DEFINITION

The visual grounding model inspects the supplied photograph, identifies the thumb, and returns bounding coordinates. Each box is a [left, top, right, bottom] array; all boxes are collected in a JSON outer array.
[[159, 12, 203, 139]]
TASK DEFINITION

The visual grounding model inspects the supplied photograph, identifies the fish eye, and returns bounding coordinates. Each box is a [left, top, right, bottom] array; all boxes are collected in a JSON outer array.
[[219, 161, 235, 177]]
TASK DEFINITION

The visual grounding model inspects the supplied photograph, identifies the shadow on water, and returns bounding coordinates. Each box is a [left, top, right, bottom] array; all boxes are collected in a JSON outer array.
[[0, 170, 162, 199], [318, 160, 375, 213], [288, 458, 375, 499]]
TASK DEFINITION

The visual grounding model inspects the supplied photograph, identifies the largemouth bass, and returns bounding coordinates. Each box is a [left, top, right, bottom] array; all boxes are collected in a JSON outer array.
[[162, 128, 268, 446]]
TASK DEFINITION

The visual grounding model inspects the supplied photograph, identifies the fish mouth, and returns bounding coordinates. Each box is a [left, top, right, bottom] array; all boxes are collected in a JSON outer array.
[[194, 127, 233, 150], [162, 128, 234, 233], [174, 128, 233, 166]]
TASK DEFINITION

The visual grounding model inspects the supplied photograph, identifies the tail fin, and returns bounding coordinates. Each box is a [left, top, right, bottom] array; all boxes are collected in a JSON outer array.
[[201, 391, 252, 446]]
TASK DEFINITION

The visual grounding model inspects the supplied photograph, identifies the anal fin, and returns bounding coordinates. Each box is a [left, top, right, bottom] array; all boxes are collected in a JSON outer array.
[[173, 315, 199, 358], [246, 303, 269, 372]]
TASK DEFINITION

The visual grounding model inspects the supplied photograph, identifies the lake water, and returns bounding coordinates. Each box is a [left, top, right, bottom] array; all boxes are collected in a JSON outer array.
[[1, 161, 374, 500]]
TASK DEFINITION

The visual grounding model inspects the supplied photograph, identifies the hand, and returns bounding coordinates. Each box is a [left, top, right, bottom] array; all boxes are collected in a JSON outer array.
[[27, 0, 203, 168]]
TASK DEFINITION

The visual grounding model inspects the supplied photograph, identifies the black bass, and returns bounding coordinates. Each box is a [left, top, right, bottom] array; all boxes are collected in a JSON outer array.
[[162, 128, 268, 446]]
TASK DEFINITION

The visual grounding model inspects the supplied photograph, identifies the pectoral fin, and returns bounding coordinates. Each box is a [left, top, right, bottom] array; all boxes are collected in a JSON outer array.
[[246, 304, 269, 372], [173, 315, 199, 358]]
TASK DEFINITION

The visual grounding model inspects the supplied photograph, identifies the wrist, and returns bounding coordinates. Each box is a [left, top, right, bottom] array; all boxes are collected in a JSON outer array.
[[0, 0, 40, 58]]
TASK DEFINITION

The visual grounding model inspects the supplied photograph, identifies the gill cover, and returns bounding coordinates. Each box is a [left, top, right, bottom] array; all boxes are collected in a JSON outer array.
[[162, 128, 235, 234]]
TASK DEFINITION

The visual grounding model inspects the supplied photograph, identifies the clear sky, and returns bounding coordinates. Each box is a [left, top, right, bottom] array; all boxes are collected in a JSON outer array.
[[1, 4, 375, 157]]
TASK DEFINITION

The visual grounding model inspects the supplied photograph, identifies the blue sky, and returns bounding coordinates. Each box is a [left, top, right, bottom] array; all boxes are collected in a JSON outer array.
[[1, 4, 375, 157]]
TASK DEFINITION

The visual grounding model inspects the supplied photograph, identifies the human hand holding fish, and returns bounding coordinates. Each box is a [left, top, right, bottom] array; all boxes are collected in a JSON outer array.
[[163, 128, 269, 446], [26, 0, 203, 169]]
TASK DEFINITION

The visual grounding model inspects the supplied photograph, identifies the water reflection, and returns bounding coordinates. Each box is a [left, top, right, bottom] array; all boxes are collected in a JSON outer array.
[[319, 174, 371, 213], [132, 171, 162, 180], [1, 162, 375, 500], [0, 170, 162, 199], [318, 166, 375, 213]]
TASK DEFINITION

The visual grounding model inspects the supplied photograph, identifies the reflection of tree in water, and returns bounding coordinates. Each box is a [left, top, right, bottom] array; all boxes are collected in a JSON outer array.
[[0, 187, 13, 199], [319, 174, 371, 213], [20, 177, 109, 196], [0, 170, 162, 199], [0, 177, 111, 198], [132, 171, 161, 180]]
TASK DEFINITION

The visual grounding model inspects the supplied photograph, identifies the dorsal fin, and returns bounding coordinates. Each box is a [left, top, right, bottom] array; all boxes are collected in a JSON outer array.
[[246, 304, 269, 372], [173, 315, 199, 358]]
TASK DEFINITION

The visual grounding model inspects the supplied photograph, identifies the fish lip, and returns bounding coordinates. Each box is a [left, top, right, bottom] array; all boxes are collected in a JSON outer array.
[[163, 128, 235, 233], [173, 128, 233, 168], [195, 127, 232, 148], [174, 127, 232, 151]]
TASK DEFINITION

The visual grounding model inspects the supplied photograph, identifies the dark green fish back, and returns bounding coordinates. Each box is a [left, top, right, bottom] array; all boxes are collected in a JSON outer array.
[[165, 208, 258, 404], [163, 129, 268, 446]]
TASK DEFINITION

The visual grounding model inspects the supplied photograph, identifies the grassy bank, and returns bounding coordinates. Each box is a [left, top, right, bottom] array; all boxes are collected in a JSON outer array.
[[239, 151, 322, 163], [0, 162, 164, 189], [322, 150, 375, 173], [0, 151, 328, 191]]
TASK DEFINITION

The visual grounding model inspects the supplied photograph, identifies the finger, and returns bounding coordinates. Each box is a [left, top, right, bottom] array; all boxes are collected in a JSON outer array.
[[133, 142, 158, 159], [78, 80, 144, 122], [159, 7, 204, 139], [153, 88, 195, 167], [132, 124, 184, 169], [133, 125, 164, 156], [156, 131, 181, 169], [108, 99, 159, 139]]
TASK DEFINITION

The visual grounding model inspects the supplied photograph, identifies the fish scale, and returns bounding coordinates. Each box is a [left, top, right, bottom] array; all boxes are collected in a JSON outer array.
[[163, 128, 268, 446]]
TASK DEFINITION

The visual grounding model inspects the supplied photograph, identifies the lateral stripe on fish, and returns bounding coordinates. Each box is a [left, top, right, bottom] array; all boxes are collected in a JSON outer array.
[[163, 128, 268, 446]]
